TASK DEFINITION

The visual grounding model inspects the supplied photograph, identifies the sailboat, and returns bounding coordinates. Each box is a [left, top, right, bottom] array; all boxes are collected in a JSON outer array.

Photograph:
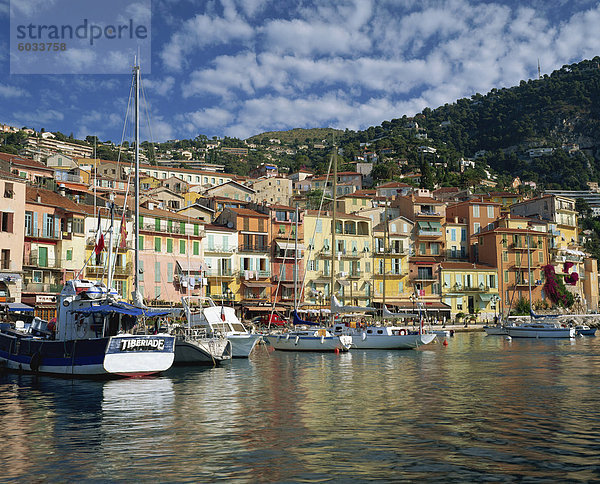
[[264, 177, 352, 352], [328, 183, 436, 350], [504, 229, 575, 339], [0, 59, 176, 377]]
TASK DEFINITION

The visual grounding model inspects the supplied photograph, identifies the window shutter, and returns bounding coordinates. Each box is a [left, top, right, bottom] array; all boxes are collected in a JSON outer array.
[[7, 213, 13, 233], [54, 216, 60, 238]]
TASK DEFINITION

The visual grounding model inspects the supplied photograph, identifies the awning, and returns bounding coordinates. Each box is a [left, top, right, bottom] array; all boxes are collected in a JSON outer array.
[[242, 281, 271, 288], [478, 293, 498, 302], [1, 302, 34, 312], [281, 283, 297, 289], [338, 280, 350, 287], [417, 221, 430, 229], [429, 221, 442, 230], [245, 306, 286, 312], [276, 241, 305, 251], [176, 261, 203, 274], [0, 273, 21, 283]]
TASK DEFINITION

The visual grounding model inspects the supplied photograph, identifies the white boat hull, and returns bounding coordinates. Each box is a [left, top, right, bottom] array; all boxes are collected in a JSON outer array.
[[350, 332, 436, 349], [484, 325, 508, 335], [505, 325, 575, 338], [265, 334, 352, 352], [228, 333, 261, 357], [174, 337, 231, 365]]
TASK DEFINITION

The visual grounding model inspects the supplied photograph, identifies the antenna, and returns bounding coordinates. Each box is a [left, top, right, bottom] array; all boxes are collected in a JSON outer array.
[[537, 58, 541, 79]]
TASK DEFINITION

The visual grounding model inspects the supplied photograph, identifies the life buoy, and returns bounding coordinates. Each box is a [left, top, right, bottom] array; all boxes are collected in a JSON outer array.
[[399, 329, 407, 336], [30, 352, 42, 372]]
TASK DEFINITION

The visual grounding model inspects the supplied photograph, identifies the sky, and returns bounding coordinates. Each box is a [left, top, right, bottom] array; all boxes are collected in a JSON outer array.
[[1, 0, 600, 143]]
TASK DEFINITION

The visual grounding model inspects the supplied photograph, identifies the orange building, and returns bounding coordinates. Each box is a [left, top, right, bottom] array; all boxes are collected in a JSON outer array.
[[446, 199, 501, 261], [268, 205, 303, 306], [215, 207, 271, 310], [477, 225, 550, 315]]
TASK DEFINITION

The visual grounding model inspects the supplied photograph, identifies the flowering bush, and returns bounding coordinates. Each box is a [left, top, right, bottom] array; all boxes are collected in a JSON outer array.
[[542, 264, 574, 307]]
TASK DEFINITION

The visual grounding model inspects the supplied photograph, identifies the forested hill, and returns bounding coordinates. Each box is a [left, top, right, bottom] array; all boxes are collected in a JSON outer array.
[[367, 56, 600, 189]]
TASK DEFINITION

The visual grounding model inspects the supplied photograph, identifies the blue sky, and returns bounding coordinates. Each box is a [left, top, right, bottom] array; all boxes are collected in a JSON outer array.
[[1, 0, 600, 143]]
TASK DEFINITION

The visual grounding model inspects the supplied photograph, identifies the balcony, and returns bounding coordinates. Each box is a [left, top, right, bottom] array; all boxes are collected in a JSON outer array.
[[86, 262, 133, 276], [86, 236, 132, 250], [25, 228, 61, 241], [204, 269, 235, 278], [239, 270, 271, 278], [348, 271, 362, 279], [204, 246, 235, 254], [375, 248, 409, 256], [23, 282, 63, 293], [418, 230, 443, 237], [239, 245, 269, 253], [23, 255, 61, 269], [444, 250, 467, 260]]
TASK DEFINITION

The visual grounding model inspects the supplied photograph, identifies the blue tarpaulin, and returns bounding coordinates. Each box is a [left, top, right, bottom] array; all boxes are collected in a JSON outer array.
[[75, 304, 170, 317], [4, 303, 34, 312], [293, 310, 319, 326]]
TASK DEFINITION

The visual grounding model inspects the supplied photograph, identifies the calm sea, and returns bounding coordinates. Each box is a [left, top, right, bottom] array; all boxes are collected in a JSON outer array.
[[1, 333, 599, 483]]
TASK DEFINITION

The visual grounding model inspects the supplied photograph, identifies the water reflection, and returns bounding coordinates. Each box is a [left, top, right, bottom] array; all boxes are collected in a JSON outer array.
[[0, 334, 599, 481]]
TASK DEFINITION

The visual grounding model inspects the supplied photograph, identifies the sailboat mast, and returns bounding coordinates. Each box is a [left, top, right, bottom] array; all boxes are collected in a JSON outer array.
[[133, 60, 141, 302], [527, 229, 532, 321], [382, 198, 388, 313], [294, 203, 299, 312], [330, 145, 337, 322]]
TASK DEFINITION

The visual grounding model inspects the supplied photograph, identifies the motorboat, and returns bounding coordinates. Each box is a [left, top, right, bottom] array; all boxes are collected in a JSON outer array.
[[264, 329, 352, 352], [0, 279, 175, 377], [172, 325, 231, 365], [504, 319, 575, 339], [182, 296, 261, 357], [331, 323, 436, 349], [575, 325, 597, 336]]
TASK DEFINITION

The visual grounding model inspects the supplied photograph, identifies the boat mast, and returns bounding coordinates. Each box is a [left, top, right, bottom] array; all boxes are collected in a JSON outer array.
[[527, 228, 532, 322], [382, 198, 388, 316], [330, 143, 337, 324], [293, 203, 299, 313], [133, 58, 141, 306]]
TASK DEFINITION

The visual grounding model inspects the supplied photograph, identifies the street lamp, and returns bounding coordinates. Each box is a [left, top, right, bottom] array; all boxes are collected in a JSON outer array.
[[491, 295, 500, 324], [225, 287, 233, 306], [409, 293, 417, 326], [318, 290, 323, 323]]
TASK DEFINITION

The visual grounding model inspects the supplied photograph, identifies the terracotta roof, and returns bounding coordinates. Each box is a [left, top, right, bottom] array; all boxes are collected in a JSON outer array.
[[0, 152, 53, 172], [227, 207, 269, 218], [377, 181, 411, 188], [204, 223, 237, 232], [433, 187, 460, 193], [26, 186, 86, 213], [440, 261, 496, 270]]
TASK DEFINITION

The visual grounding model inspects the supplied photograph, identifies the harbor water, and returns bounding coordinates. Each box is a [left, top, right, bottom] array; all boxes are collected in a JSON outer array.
[[1, 333, 600, 482]]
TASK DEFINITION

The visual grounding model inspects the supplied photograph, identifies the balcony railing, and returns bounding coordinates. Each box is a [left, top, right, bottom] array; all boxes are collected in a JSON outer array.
[[23, 256, 61, 268], [240, 270, 271, 278], [240, 245, 269, 253], [25, 228, 61, 240], [418, 230, 443, 237], [204, 269, 235, 277], [375, 248, 409, 255], [23, 282, 63, 293], [86, 262, 132, 276], [204, 246, 235, 254]]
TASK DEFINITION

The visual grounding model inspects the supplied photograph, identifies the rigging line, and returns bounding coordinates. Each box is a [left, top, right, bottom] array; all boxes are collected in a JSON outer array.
[[140, 77, 156, 163], [267, 216, 296, 330], [296, 152, 334, 305]]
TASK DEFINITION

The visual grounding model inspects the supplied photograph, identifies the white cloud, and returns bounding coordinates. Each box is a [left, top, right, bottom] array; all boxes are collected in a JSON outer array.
[[0, 83, 29, 98], [142, 76, 175, 97], [12, 108, 64, 126], [160, 13, 254, 71]]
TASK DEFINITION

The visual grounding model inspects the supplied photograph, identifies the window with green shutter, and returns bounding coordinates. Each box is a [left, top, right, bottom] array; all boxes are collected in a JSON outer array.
[[66, 249, 72, 261], [167, 220, 173, 232], [180, 239, 186, 254], [167, 238, 173, 253], [139, 235, 144, 250], [180, 222, 185, 234], [194, 224, 199, 236], [138, 215, 144, 229], [155, 218, 161, 231], [154, 237, 161, 252], [193, 241, 199, 255]]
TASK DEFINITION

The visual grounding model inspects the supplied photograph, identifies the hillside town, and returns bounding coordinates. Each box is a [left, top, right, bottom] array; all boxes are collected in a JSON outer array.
[[0, 125, 597, 325]]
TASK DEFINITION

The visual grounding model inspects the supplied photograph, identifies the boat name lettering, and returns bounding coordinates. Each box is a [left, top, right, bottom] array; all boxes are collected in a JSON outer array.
[[119, 338, 165, 351]]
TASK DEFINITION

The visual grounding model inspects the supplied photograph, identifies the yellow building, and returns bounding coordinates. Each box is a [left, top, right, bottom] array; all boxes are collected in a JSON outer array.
[[303, 210, 373, 308], [444, 218, 468, 260], [440, 261, 500, 320], [372, 216, 412, 308]]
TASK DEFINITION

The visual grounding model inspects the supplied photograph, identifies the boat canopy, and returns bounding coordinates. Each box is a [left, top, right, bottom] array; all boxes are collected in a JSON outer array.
[[76, 303, 170, 317], [293, 310, 319, 326], [331, 296, 376, 314], [1, 302, 34, 312]]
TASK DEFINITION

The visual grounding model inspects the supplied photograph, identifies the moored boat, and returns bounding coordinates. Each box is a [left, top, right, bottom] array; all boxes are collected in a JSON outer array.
[[331, 323, 436, 349], [504, 320, 575, 338], [264, 329, 352, 352], [182, 296, 261, 357], [575, 325, 597, 336], [0, 279, 175, 377]]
